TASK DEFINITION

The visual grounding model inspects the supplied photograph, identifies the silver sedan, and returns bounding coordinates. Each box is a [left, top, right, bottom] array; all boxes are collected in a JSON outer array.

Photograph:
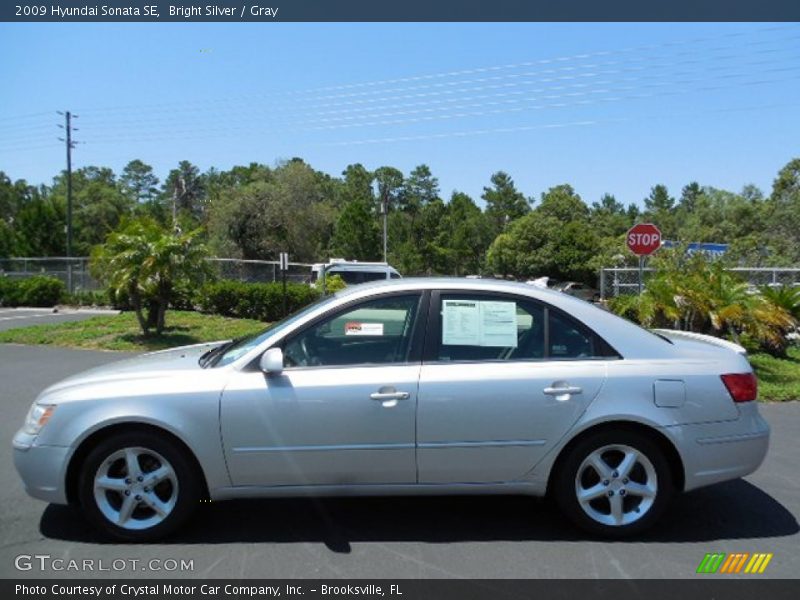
[[13, 278, 769, 541]]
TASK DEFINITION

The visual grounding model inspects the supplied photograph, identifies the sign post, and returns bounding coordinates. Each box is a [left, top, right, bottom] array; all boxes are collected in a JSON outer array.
[[279, 252, 289, 316], [626, 223, 662, 295]]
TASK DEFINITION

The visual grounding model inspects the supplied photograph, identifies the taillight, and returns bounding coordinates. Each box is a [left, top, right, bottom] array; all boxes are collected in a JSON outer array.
[[720, 373, 758, 403]]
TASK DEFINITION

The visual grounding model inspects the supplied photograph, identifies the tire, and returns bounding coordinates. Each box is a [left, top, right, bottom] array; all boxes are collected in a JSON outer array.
[[553, 429, 673, 537], [77, 430, 201, 542]]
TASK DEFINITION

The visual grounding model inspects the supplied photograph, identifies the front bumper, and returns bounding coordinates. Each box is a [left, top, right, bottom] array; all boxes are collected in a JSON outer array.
[[667, 403, 770, 491], [13, 429, 70, 504]]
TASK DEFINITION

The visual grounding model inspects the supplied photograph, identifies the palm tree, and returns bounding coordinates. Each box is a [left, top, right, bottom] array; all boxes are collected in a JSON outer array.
[[91, 217, 210, 335], [759, 285, 800, 321], [610, 252, 795, 356]]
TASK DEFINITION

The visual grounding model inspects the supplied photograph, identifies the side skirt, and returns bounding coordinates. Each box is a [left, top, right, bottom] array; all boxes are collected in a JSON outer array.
[[210, 481, 544, 501]]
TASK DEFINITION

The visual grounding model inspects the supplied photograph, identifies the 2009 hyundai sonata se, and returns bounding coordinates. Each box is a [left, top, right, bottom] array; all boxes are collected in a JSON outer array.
[[13, 278, 769, 540]]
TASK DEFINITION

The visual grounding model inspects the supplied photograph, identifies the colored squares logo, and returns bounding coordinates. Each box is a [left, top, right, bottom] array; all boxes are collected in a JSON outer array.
[[697, 553, 773, 574]]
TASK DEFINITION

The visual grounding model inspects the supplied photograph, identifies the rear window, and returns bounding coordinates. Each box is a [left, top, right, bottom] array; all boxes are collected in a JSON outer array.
[[333, 270, 388, 284]]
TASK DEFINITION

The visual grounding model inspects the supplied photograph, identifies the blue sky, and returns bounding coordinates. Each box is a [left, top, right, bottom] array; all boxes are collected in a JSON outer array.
[[1, 22, 798, 207]]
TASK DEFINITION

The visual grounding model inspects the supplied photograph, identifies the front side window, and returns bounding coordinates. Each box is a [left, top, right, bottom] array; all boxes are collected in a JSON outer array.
[[210, 294, 339, 367], [283, 294, 421, 367]]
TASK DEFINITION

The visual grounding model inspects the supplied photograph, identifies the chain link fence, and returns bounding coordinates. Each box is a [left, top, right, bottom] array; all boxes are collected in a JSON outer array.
[[0, 257, 315, 292], [206, 258, 314, 284], [600, 267, 800, 299]]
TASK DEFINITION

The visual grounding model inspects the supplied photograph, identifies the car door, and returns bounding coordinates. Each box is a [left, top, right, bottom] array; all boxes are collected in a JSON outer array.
[[221, 292, 427, 487], [416, 290, 614, 484]]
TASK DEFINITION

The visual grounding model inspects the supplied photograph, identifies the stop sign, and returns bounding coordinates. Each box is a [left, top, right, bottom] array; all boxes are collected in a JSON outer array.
[[626, 223, 662, 256]]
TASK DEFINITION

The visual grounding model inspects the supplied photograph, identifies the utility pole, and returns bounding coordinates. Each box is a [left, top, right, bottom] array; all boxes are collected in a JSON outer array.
[[381, 188, 388, 263], [57, 111, 78, 294]]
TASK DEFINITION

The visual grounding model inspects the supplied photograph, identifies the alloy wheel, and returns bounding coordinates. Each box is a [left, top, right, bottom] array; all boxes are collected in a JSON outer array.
[[574, 443, 658, 527], [93, 446, 179, 530]]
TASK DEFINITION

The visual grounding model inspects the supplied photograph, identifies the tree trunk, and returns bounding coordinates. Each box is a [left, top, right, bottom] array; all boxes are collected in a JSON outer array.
[[154, 283, 171, 335], [145, 299, 159, 331], [129, 289, 149, 336], [155, 298, 167, 335]]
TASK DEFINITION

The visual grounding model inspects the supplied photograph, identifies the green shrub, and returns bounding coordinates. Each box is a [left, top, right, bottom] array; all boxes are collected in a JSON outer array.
[[20, 276, 66, 306], [197, 280, 321, 322], [0, 276, 23, 306], [0, 276, 65, 307], [324, 273, 347, 294], [65, 289, 110, 307]]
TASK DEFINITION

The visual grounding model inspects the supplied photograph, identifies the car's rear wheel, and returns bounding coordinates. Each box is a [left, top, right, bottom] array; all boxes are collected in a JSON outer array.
[[77, 431, 200, 541], [553, 430, 673, 537]]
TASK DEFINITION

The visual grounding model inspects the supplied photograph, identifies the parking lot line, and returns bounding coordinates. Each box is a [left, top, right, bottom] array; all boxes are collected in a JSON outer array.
[[0, 312, 59, 322]]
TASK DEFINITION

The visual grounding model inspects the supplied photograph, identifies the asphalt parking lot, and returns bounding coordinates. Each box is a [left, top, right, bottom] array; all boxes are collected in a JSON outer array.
[[0, 307, 116, 332], [0, 344, 798, 579]]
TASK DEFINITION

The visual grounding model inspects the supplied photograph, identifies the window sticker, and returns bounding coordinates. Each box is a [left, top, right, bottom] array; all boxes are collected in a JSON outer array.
[[479, 301, 518, 347], [344, 322, 384, 336], [442, 300, 481, 345], [442, 299, 518, 347]]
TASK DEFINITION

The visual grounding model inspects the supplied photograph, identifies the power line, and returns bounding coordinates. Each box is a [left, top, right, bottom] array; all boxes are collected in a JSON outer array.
[[320, 101, 800, 146], [70, 24, 800, 116], [0, 142, 62, 154], [77, 41, 799, 130], [1, 25, 796, 129], [71, 52, 800, 142], [73, 68, 800, 144]]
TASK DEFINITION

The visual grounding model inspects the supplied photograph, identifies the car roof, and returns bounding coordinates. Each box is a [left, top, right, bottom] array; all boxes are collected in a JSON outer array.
[[333, 276, 561, 297]]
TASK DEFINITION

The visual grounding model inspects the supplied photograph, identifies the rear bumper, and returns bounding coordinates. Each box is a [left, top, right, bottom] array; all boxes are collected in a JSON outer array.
[[13, 429, 69, 505], [667, 404, 770, 491]]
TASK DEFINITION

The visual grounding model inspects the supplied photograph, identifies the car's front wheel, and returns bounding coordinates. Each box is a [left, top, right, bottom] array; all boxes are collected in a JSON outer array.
[[553, 430, 673, 537], [77, 430, 200, 541]]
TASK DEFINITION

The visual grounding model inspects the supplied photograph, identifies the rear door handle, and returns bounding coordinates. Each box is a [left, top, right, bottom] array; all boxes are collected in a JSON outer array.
[[543, 385, 583, 396], [370, 391, 410, 401]]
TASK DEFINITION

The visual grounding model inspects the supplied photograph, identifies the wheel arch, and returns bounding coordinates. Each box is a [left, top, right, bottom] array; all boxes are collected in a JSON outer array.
[[65, 422, 210, 505], [545, 420, 685, 496]]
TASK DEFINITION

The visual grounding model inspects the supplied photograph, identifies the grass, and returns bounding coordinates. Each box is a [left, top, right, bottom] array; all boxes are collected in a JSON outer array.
[[749, 346, 800, 403], [0, 310, 797, 401], [0, 310, 266, 352]]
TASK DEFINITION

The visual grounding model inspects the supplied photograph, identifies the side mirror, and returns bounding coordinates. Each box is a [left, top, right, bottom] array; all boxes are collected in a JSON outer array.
[[259, 347, 284, 374]]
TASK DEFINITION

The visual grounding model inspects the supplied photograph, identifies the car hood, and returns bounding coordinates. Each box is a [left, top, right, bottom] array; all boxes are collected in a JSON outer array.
[[38, 340, 227, 398]]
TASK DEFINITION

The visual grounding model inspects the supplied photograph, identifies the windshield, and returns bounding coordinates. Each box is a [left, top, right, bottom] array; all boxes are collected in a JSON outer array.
[[210, 294, 339, 367]]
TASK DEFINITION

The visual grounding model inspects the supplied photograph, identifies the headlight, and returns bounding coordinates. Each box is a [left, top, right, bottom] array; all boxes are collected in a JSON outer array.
[[23, 403, 56, 435]]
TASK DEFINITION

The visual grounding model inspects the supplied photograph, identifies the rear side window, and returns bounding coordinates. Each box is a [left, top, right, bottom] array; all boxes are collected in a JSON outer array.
[[549, 311, 594, 358], [436, 295, 544, 361], [433, 293, 617, 362], [548, 310, 617, 359]]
